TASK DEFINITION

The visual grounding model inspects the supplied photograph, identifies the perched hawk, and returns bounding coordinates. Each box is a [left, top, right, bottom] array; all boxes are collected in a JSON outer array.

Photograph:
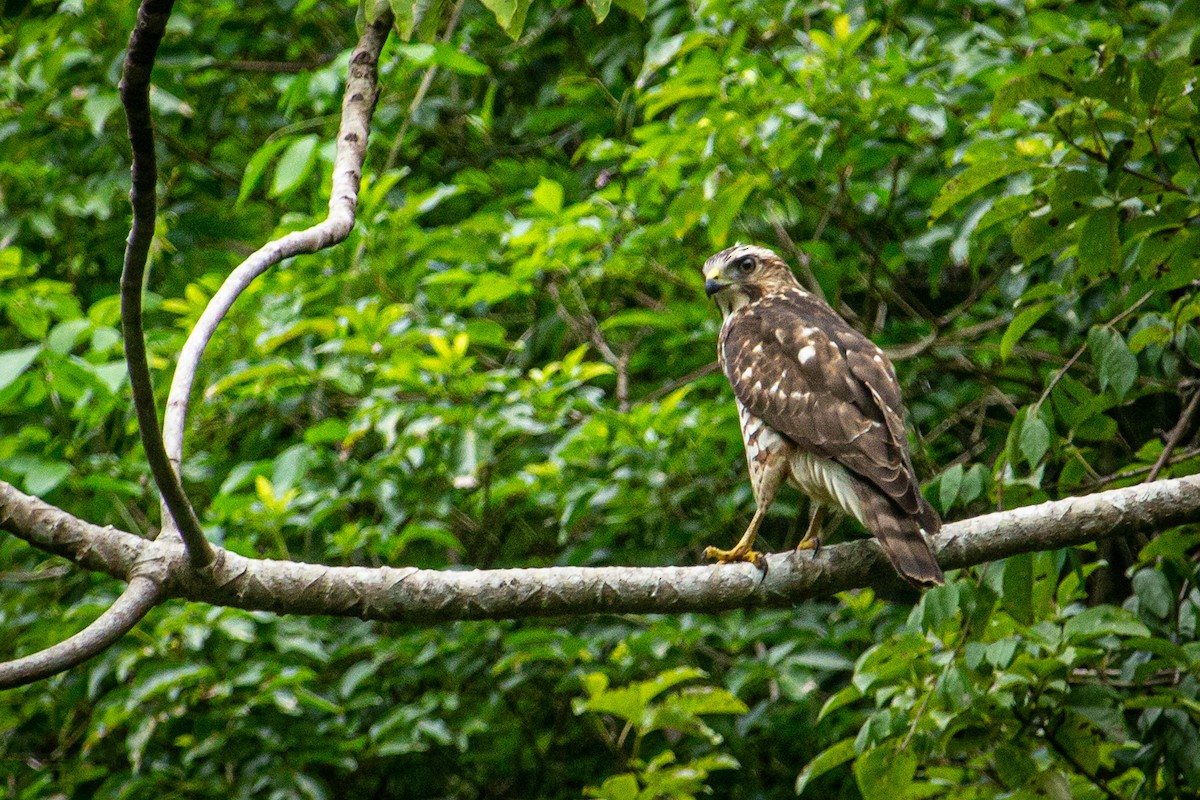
[[702, 245, 943, 587]]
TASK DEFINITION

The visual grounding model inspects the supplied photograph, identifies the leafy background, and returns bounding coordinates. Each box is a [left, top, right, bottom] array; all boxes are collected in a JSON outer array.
[[2, 0, 1200, 797]]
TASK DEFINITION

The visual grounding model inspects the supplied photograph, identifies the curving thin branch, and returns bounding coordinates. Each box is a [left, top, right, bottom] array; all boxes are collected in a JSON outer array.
[[119, 0, 213, 569], [161, 12, 392, 473], [3, 475, 1199, 626], [0, 576, 163, 689]]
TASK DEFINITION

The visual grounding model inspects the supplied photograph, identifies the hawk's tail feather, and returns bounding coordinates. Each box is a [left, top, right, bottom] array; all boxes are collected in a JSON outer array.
[[861, 492, 944, 588]]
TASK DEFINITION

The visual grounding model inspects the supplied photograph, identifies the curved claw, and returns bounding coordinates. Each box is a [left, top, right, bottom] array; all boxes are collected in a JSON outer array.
[[795, 535, 821, 557], [704, 544, 767, 571]]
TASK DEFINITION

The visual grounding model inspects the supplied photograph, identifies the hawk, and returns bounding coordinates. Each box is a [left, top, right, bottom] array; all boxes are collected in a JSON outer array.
[[702, 244, 943, 587]]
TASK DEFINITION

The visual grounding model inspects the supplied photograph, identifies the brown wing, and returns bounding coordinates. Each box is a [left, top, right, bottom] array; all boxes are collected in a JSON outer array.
[[719, 289, 938, 535]]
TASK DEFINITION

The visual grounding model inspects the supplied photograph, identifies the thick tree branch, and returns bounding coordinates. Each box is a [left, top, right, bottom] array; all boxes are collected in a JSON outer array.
[[161, 12, 391, 484], [119, 0, 213, 568], [2, 475, 1198, 627]]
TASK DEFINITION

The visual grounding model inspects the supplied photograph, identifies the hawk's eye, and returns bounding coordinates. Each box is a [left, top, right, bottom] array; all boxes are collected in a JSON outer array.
[[734, 256, 756, 275]]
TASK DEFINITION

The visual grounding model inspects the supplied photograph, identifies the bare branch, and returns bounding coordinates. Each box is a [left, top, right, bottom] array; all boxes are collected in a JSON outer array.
[[161, 13, 392, 477], [119, 0, 213, 569], [0, 577, 162, 689], [1146, 388, 1200, 483], [2, 475, 1199, 628]]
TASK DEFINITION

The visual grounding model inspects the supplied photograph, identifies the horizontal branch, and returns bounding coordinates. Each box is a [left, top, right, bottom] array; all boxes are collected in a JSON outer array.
[[2, 475, 1198, 625]]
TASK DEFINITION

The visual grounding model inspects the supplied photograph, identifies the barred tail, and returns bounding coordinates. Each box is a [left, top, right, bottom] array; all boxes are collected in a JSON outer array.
[[861, 491, 944, 588]]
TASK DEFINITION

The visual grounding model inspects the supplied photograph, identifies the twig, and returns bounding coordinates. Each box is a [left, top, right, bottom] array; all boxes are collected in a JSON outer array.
[[1046, 715, 1128, 800], [546, 279, 639, 411], [1186, 134, 1200, 170], [640, 362, 720, 404], [1033, 290, 1154, 414], [1055, 122, 1187, 195], [161, 13, 392, 475], [0, 576, 162, 689], [769, 215, 827, 302], [1083, 447, 1200, 491], [118, 0, 213, 569], [1145, 389, 1200, 483], [383, 0, 468, 174], [0, 566, 70, 583], [210, 57, 334, 73]]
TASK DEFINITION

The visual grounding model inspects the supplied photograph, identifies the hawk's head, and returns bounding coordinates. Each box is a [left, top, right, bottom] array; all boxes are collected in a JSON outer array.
[[701, 245, 801, 317]]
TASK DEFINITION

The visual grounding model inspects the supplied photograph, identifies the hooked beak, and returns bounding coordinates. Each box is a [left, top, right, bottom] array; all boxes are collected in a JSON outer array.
[[704, 278, 727, 298]]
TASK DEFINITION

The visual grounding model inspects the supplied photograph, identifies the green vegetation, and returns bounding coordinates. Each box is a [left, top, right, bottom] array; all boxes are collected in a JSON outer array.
[[2, 0, 1200, 796]]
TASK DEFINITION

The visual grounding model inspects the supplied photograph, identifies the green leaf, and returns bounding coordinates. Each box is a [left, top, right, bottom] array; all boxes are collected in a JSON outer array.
[[46, 318, 91, 354], [992, 73, 1065, 123], [931, 158, 1033, 220], [1077, 207, 1120, 276], [0, 345, 41, 392], [394, 43, 489, 76], [992, 742, 1038, 789], [795, 737, 856, 795], [706, 176, 757, 248], [463, 273, 522, 306], [531, 177, 564, 213], [960, 464, 985, 505], [1132, 569, 1173, 619], [584, 773, 638, 800], [270, 135, 320, 197], [818, 684, 862, 722], [1088, 327, 1138, 399], [1063, 606, 1151, 641], [855, 744, 917, 800], [1129, 322, 1171, 353], [1019, 412, 1051, 467], [586, 0, 612, 23], [1001, 302, 1051, 361], [669, 686, 748, 716], [238, 138, 290, 204], [939, 463, 963, 512], [479, 0, 530, 38], [612, 0, 646, 20], [6, 456, 72, 496], [1002, 553, 1033, 625], [82, 92, 121, 137]]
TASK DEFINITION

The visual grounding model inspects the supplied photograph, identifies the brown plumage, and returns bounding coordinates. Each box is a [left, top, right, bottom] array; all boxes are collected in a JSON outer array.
[[702, 244, 943, 587]]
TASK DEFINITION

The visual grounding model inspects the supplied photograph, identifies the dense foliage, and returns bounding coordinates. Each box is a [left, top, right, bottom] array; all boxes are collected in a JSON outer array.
[[2, 0, 1200, 796]]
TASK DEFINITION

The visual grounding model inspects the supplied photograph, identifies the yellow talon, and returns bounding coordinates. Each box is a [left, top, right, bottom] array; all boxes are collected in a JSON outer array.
[[795, 534, 820, 555], [704, 544, 767, 571]]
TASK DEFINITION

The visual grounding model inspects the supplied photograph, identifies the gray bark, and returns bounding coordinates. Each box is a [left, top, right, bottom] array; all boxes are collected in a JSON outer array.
[[3, 474, 1198, 623]]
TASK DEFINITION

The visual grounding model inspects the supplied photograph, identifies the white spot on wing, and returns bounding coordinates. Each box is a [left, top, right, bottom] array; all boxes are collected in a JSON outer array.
[[799, 345, 816, 364]]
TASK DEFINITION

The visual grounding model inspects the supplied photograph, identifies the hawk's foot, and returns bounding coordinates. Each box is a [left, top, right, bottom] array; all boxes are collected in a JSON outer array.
[[795, 534, 821, 556], [704, 544, 767, 571]]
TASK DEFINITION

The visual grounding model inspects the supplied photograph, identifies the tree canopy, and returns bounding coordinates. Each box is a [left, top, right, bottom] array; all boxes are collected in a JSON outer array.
[[2, 0, 1200, 797]]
